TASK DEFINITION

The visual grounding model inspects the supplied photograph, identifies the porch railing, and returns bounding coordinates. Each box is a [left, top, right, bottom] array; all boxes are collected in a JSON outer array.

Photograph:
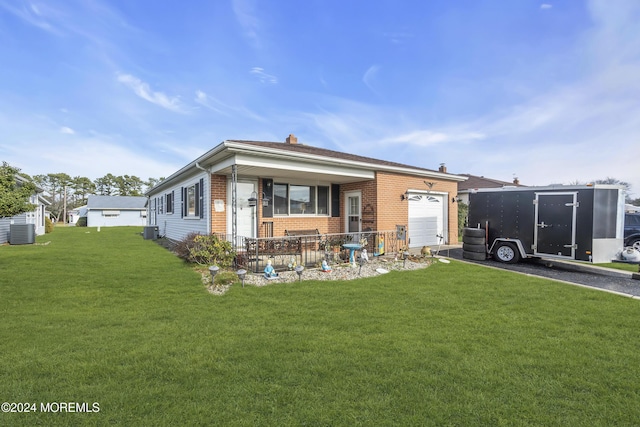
[[238, 230, 406, 273]]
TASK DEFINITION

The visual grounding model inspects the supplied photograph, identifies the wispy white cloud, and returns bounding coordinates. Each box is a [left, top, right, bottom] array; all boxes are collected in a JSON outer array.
[[117, 73, 187, 113], [195, 89, 267, 122], [382, 31, 414, 44], [0, 0, 63, 34], [540, 4, 553, 10], [250, 67, 278, 84], [362, 65, 381, 95], [232, 0, 261, 48], [381, 130, 486, 146], [60, 126, 75, 134], [194, 90, 229, 115]]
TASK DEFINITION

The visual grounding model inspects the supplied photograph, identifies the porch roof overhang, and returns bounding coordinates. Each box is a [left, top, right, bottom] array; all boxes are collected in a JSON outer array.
[[210, 153, 375, 184], [146, 139, 466, 195]]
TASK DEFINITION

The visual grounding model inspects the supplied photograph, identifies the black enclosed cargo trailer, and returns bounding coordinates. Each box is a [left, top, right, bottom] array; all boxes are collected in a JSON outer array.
[[467, 185, 625, 264]]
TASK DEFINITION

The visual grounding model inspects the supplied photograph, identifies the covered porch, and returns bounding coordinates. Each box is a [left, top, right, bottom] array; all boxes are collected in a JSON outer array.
[[238, 229, 407, 273]]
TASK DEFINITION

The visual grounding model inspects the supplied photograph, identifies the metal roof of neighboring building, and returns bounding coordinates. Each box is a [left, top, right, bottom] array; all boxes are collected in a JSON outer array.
[[87, 195, 147, 210], [458, 174, 523, 191]]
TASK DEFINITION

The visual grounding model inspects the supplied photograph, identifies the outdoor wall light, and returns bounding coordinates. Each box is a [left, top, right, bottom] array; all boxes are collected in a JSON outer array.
[[209, 265, 219, 284], [401, 191, 409, 201], [237, 269, 247, 288], [295, 265, 304, 282], [248, 191, 258, 207]]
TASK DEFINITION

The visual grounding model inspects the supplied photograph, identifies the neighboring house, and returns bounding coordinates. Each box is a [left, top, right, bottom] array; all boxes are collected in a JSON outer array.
[[625, 204, 640, 214], [145, 134, 468, 248], [0, 176, 50, 244], [86, 195, 147, 227], [68, 205, 87, 225], [457, 174, 524, 205]]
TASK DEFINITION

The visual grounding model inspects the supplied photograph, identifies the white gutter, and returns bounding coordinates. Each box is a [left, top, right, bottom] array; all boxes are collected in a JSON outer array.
[[147, 138, 468, 196], [223, 141, 468, 182]]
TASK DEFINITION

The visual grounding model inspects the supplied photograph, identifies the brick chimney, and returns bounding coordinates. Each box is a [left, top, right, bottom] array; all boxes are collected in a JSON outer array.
[[286, 134, 298, 144], [438, 163, 447, 173]]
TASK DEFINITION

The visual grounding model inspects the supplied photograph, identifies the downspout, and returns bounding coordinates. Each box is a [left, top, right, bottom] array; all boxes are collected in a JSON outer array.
[[195, 162, 212, 235]]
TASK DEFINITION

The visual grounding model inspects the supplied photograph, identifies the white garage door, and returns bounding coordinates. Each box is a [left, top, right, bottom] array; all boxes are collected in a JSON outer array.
[[408, 194, 445, 248]]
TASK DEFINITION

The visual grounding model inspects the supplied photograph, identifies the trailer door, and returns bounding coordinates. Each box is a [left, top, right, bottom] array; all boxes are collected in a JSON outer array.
[[534, 192, 577, 259]]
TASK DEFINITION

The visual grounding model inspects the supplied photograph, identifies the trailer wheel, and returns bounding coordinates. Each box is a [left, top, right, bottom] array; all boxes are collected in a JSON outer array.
[[493, 242, 520, 263], [463, 243, 486, 253], [463, 250, 487, 261], [463, 228, 485, 238]]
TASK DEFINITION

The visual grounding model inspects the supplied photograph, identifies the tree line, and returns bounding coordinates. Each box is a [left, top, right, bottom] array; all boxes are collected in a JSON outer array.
[[0, 162, 164, 221], [32, 173, 165, 222]]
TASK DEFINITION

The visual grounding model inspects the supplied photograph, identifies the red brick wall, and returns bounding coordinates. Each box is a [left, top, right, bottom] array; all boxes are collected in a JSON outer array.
[[374, 172, 459, 244], [209, 172, 459, 243], [210, 174, 227, 233]]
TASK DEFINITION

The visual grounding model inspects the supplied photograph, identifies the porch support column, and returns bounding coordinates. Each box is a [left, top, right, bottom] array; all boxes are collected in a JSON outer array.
[[231, 164, 238, 248]]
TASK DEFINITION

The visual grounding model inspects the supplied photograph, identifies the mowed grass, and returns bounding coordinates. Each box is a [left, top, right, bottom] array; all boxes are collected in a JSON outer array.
[[1, 227, 640, 426], [597, 261, 640, 273]]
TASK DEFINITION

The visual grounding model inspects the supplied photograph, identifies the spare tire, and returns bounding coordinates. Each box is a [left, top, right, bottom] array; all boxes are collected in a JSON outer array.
[[463, 243, 486, 253], [462, 236, 485, 245], [463, 250, 486, 261], [463, 228, 485, 238]]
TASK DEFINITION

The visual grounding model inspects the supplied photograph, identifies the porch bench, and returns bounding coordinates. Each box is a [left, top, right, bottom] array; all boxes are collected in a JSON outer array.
[[284, 228, 320, 237], [285, 229, 320, 251]]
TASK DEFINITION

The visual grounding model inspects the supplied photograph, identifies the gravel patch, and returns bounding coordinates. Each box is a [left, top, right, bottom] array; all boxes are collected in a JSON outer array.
[[205, 256, 436, 295]]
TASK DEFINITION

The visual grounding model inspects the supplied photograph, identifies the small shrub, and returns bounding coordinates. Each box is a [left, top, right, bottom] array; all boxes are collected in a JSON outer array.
[[45, 217, 54, 233], [458, 201, 469, 239], [174, 233, 236, 267], [75, 217, 87, 227]]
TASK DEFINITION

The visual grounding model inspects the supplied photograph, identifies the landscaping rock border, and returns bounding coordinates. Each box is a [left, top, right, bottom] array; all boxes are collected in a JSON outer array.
[[204, 256, 436, 295]]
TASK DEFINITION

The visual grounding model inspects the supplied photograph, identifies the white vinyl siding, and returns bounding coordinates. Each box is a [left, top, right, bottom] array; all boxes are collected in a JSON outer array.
[[147, 171, 209, 242]]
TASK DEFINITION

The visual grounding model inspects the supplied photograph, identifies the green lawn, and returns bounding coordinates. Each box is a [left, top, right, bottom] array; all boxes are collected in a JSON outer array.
[[597, 262, 640, 273], [1, 226, 640, 426]]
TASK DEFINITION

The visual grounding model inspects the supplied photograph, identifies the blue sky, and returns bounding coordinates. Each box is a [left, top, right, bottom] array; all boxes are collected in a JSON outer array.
[[0, 0, 638, 196]]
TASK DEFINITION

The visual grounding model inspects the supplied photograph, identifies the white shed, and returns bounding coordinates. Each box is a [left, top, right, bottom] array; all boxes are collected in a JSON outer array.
[[86, 195, 147, 227]]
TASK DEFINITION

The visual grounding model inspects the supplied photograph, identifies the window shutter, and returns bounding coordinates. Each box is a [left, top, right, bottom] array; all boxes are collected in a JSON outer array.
[[171, 190, 175, 214], [199, 178, 204, 218], [194, 182, 200, 217], [180, 187, 184, 218], [331, 184, 340, 217], [262, 179, 273, 218]]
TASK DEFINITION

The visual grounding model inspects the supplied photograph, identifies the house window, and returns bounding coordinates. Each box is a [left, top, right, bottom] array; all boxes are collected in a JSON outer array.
[[187, 185, 196, 216], [102, 210, 120, 217], [181, 180, 203, 218], [165, 192, 174, 214], [274, 183, 288, 215], [273, 183, 330, 216], [290, 185, 316, 214]]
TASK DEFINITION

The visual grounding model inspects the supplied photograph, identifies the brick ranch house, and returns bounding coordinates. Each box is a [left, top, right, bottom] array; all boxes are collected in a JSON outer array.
[[145, 135, 467, 249]]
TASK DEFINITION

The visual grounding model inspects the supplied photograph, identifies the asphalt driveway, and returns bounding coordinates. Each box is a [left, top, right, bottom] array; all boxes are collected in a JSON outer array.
[[440, 247, 640, 299]]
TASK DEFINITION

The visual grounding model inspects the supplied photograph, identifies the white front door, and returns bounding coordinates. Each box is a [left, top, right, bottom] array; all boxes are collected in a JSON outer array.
[[230, 181, 257, 238], [345, 191, 361, 233]]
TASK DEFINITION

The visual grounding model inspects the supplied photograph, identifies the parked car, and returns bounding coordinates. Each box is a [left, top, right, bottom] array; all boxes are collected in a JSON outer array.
[[625, 213, 640, 250]]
